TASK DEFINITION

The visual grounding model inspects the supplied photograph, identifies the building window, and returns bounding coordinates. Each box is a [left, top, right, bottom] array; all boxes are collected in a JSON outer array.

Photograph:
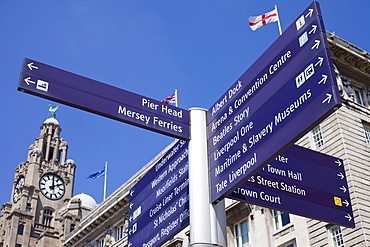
[[42, 209, 53, 226], [26, 203, 32, 212], [70, 224, 75, 232], [115, 224, 124, 241], [97, 238, 105, 247], [17, 224, 24, 235], [312, 125, 324, 149], [363, 123, 370, 144], [284, 242, 296, 247], [329, 225, 344, 247], [354, 88, 364, 105], [48, 147, 54, 161], [272, 210, 290, 230], [234, 218, 250, 247], [16, 244, 22, 247]]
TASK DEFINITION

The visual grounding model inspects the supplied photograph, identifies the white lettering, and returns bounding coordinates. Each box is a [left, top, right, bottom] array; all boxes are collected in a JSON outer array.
[[142, 98, 159, 110], [274, 89, 312, 126], [260, 191, 281, 204], [248, 122, 273, 148], [269, 50, 292, 75], [228, 80, 243, 99], [211, 95, 228, 116], [118, 105, 150, 124]]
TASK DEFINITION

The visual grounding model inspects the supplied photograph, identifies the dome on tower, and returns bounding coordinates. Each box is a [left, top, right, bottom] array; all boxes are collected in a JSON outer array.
[[30, 148, 41, 155], [68, 193, 97, 209], [44, 118, 59, 125], [66, 159, 75, 165]]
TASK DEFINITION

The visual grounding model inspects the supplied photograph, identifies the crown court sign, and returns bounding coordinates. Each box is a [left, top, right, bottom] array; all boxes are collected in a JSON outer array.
[[228, 145, 354, 228]]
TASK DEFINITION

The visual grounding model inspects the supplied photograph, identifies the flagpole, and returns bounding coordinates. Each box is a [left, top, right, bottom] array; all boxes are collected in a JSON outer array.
[[175, 89, 178, 107], [103, 162, 107, 200], [275, 5, 283, 36]]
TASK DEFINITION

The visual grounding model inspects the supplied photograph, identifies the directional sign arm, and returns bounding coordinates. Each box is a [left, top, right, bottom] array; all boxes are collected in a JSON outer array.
[[18, 58, 190, 140]]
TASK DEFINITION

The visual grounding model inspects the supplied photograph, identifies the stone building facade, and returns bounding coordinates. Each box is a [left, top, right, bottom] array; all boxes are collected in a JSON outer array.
[[0, 118, 97, 247]]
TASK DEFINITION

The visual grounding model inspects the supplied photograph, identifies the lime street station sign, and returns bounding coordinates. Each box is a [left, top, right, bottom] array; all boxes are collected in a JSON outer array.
[[18, 58, 190, 140], [228, 145, 355, 228]]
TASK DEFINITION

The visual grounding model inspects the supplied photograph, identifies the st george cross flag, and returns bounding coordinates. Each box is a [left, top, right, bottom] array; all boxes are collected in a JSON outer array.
[[249, 8, 279, 31], [86, 168, 105, 179]]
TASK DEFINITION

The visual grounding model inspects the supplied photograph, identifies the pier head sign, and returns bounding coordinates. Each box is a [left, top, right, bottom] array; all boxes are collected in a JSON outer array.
[[18, 58, 190, 140]]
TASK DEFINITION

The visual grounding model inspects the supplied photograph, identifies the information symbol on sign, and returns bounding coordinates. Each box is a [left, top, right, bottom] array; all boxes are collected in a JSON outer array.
[[36, 80, 49, 92], [299, 31, 308, 47], [334, 197, 343, 206], [296, 15, 305, 30]]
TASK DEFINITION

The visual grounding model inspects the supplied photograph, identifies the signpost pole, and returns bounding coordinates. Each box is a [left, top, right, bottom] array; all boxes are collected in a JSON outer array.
[[103, 161, 107, 201], [210, 200, 227, 246], [188, 108, 226, 247]]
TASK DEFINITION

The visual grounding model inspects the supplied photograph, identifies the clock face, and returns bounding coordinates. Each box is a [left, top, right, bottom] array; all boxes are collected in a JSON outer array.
[[13, 176, 25, 203], [39, 174, 65, 200]]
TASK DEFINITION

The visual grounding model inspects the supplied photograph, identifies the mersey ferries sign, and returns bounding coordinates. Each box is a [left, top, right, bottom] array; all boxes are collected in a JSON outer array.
[[18, 58, 190, 140]]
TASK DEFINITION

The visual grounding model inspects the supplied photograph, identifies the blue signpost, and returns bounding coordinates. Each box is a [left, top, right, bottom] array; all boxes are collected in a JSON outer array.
[[128, 140, 189, 247], [228, 145, 354, 228], [18, 58, 190, 140], [17, 2, 355, 246], [207, 1, 342, 205]]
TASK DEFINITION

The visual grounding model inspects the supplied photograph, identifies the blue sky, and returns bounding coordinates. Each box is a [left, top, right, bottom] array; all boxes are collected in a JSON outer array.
[[1, 0, 369, 207]]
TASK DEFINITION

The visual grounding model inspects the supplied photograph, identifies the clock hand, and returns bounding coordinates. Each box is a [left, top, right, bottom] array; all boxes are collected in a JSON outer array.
[[50, 177, 56, 191]]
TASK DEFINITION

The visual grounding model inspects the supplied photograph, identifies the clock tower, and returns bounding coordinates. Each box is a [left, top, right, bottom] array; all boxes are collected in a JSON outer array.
[[0, 116, 84, 247]]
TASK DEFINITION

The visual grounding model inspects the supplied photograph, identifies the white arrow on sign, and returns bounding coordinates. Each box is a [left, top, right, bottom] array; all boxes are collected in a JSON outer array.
[[318, 74, 328, 84], [345, 214, 352, 221], [335, 160, 342, 166], [24, 77, 36, 85], [27, 62, 38, 71], [311, 40, 321, 49], [306, 8, 314, 18], [340, 186, 347, 193], [337, 172, 345, 180], [309, 25, 317, 34], [315, 57, 324, 67], [322, 93, 332, 104], [343, 200, 350, 207]]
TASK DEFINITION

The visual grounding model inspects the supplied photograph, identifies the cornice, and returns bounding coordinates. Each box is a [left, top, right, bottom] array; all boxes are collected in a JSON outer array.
[[327, 31, 370, 83]]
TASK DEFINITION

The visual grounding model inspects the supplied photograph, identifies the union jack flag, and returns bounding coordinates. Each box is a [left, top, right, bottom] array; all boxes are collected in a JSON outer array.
[[162, 92, 176, 105]]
